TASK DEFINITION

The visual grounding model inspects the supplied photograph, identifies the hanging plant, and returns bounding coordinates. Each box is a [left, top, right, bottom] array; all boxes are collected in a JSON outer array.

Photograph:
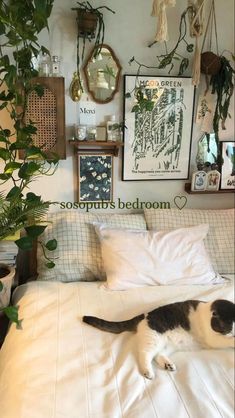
[[71, 2, 115, 63], [210, 56, 235, 140], [148, 6, 195, 76]]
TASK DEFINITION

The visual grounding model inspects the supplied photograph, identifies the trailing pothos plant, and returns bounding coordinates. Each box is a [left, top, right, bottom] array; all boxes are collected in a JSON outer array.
[[0, 0, 57, 325]]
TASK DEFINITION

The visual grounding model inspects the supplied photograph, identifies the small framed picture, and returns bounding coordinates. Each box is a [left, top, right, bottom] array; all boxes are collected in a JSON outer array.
[[191, 170, 207, 191], [206, 170, 220, 191], [220, 141, 235, 190], [78, 154, 113, 202]]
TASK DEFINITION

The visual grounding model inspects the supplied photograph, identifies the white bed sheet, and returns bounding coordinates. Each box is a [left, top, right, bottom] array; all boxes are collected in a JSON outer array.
[[0, 280, 234, 418]]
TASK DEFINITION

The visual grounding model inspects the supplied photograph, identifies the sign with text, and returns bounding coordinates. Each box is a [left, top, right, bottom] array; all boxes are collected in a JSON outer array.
[[79, 101, 96, 126]]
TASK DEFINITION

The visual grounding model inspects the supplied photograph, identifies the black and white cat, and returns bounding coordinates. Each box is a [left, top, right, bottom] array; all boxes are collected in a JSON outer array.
[[83, 299, 235, 379]]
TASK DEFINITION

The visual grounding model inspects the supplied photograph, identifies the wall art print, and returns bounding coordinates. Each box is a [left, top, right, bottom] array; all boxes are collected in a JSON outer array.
[[123, 75, 195, 181], [220, 141, 235, 190], [78, 154, 113, 202]]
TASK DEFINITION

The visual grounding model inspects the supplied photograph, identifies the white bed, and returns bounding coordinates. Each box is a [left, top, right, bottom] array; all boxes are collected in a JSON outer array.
[[0, 279, 234, 418]]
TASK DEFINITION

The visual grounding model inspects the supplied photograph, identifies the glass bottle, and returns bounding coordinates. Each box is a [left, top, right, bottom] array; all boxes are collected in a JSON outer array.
[[51, 55, 60, 77], [39, 53, 50, 77]]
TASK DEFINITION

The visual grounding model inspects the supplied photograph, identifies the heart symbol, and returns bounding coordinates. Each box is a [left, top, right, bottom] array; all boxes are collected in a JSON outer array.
[[174, 195, 188, 210]]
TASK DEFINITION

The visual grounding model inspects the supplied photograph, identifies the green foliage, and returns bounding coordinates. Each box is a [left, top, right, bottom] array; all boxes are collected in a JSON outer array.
[[150, 6, 194, 76], [130, 88, 155, 113], [210, 56, 235, 142], [0, 0, 56, 324], [72, 1, 115, 65]]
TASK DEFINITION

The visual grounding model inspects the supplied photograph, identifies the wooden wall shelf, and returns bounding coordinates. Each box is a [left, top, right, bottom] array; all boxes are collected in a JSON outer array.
[[185, 183, 235, 194], [69, 140, 124, 157]]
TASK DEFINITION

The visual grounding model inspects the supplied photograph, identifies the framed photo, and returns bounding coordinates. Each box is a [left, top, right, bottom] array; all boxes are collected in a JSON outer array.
[[220, 141, 235, 190], [206, 170, 220, 191], [191, 170, 207, 191], [122, 75, 195, 181], [78, 154, 113, 202]]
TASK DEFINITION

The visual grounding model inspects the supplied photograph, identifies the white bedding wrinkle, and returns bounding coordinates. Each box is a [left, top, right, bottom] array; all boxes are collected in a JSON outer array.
[[0, 280, 234, 418]]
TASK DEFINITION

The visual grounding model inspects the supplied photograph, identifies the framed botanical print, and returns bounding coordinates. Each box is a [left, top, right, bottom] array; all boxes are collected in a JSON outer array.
[[220, 141, 235, 190], [122, 75, 195, 181], [78, 154, 113, 202]]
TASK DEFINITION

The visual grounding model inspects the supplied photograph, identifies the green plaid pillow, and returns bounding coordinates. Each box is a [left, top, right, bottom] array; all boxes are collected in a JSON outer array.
[[37, 211, 147, 282]]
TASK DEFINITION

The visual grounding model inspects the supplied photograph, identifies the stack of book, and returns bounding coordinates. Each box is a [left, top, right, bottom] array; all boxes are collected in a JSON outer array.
[[0, 241, 18, 267]]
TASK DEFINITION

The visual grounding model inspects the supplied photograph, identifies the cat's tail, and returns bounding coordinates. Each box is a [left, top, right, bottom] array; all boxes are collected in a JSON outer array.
[[83, 314, 145, 334]]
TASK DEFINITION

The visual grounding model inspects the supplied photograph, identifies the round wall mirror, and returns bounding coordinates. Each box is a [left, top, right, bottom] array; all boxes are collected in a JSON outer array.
[[83, 44, 121, 104]]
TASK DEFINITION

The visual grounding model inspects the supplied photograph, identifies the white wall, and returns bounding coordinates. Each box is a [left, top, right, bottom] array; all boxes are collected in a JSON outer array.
[[2, 0, 235, 211]]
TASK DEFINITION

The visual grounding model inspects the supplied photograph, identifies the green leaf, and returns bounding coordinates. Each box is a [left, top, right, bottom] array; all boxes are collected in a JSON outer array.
[[4, 162, 21, 174], [18, 162, 40, 178], [125, 92, 131, 98], [178, 58, 189, 76], [131, 105, 140, 113], [0, 148, 10, 161], [25, 225, 47, 238], [0, 173, 11, 181], [25, 146, 46, 159], [45, 261, 55, 269], [15, 236, 33, 251], [45, 239, 57, 251], [26, 192, 41, 202], [0, 281, 3, 291], [6, 186, 22, 200], [186, 44, 194, 52], [9, 141, 28, 151], [33, 84, 44, 97], [158, 55, 173, 69], [3, 306, 21, 327]]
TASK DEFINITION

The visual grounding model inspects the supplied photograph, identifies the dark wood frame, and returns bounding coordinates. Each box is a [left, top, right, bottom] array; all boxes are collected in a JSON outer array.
[[83, 44, 121, 104]]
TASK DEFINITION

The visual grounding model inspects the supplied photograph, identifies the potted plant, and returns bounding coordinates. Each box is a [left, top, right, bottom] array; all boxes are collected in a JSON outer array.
[[0, 0, 57, 325], [71, 1, 115, 62]]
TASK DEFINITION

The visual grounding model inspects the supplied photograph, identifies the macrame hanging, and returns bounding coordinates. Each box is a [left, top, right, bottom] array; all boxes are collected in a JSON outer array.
[[200, 0, 220, 75], [151, 0, 176, 43], [188, 0, 205, 86]]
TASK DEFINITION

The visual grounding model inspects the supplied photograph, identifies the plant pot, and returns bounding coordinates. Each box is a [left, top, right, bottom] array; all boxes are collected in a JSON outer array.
[[201, 51, 222, 76], [0, 264, 15, 309], [76, 9, 98, 38]]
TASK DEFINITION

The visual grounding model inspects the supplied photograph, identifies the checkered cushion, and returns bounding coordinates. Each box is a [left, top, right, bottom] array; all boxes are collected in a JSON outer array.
[[144, 208, 234, 274], [37, 211, 147, 282]]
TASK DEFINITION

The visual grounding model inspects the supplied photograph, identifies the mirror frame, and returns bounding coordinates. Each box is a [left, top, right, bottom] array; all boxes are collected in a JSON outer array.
[[83, 44, 122, 104]]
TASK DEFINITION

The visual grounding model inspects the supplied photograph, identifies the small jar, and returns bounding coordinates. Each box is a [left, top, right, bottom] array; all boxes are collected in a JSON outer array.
[[75, 125, 87, 141], [86, 126, 97, 141]]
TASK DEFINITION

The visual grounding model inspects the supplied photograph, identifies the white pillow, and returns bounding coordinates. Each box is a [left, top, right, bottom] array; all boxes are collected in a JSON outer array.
[[144, 208, 235, 274], [94, 224, 222, 290]]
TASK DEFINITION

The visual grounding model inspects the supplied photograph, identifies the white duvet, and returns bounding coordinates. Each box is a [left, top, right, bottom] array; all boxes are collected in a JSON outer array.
[[0, 280, 234, 418]]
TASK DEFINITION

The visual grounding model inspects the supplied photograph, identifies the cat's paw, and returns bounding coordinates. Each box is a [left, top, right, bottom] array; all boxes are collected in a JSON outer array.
[[164, 362, 176, 372], [141, 368, 155, 380], [155, 354, 176, 372]]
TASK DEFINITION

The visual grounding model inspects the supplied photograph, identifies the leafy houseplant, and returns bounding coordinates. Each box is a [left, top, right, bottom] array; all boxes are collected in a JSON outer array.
[[72, 1, 115, 62], [0, 0, 57, 325], [210, 56, 235, 145]]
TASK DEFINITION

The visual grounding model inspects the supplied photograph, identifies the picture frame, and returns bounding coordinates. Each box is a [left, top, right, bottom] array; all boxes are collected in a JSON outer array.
[[206, 170, 220, 191], [78, 154, 113, 202], [220, 141, 235, 190], [122, 75, 195, 181], [191, 170, 207, 191]]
